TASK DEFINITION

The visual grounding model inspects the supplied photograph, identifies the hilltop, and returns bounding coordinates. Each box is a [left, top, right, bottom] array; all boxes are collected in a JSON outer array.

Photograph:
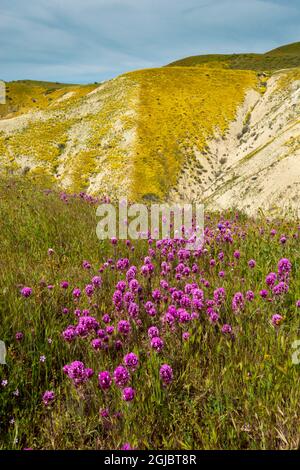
[[167, 41, 300, 70], [0, 42, 299, 215]]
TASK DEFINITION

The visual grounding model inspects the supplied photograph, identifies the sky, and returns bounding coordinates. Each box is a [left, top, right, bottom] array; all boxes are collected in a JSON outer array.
[[0, 0, 299, 83]]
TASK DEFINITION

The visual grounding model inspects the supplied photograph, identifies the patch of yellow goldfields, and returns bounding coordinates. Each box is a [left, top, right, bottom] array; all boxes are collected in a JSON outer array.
[[128, 67, 257, 200]]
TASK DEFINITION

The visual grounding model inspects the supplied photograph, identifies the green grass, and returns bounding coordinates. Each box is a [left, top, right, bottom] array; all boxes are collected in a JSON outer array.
[[167, 41, 300, 71], [0, 177, 299, 450]]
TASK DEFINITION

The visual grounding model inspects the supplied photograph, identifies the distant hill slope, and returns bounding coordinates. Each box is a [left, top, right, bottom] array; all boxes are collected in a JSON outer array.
[[0, 42, 300, 215], [167, 41, 300, 71], [0, 68, 257, 200], [0, 80, 83, 119]]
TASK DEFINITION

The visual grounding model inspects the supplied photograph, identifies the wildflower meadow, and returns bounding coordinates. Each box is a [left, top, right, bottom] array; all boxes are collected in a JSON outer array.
[[0, 177, 299, 450]]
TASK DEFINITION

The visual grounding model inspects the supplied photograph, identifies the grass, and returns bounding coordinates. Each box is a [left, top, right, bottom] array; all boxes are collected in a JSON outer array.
[[0, 177, 299, 450]]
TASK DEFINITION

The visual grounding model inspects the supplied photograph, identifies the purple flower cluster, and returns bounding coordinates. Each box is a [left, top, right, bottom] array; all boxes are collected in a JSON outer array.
[[63, 361, 93, 386], [159, 364, 173, 385], [42, 390, 55, 406]]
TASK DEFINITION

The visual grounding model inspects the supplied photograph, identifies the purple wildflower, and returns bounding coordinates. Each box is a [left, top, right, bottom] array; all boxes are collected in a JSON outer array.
[[15, 331, 24, 341], [98, 371, 112, 390], [150, 336, 164, 352], [20, 287, 32, 298], [124, 352, 139, 371], [42, 391, 55, 406], [232, 292, 245, 313], [271, 314, 283, 326], [114, 365, 130, 388], [117, 320, 131, 336], [122, 387, 136, 402], [159, 364, 173, 385], [221, 324, 232, 335]]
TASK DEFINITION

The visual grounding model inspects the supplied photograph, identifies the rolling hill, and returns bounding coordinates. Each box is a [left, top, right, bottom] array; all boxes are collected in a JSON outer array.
[[0, 42, 299, 215], [167, 41, 300, 71]]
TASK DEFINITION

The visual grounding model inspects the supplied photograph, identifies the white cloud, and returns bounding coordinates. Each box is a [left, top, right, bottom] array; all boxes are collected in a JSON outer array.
[[0, 0, 299, 82]]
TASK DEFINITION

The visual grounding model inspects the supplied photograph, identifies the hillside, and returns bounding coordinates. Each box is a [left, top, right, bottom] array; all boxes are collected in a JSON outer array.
[[0, 41, 299, 215], [167, 41, 300, 70], [170, 68, 300, 216], [0, 68, 257, 200]]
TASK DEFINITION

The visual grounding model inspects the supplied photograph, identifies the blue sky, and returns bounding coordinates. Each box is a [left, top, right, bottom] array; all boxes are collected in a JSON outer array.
[[0, 0, 299, 83]]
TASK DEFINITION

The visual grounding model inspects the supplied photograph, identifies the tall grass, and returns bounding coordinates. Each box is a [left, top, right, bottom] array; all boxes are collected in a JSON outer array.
[[0, 177, 299, 449]]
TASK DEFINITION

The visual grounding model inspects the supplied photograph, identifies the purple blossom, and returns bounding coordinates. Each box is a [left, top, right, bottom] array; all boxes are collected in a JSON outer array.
[[260, 289, 269, 299], [85, 284, 94, 297], [182, 332, 190, 341], [82, 260, 91, 270], [159, 364, 173, 385], [20, 287, 32, 298], [91, 338, 102, 350], [122, 387, 136, 402], [121, 443, 133, 450], [208, 310, 220, 323], [124, 352, 139, 371], [76, 316, 99, 336], [266, 272, 277, 287], [128, 302, 139, 319], [92, 276, 102, 287], [60, 281, 69, 289], [113, 290, 123, 310], [72, 288, 81, 299], [278, 258, 292, 279], [144, 301, 157, 317], [117, 320, 131, 336], [150, 336, 164, 352], [98, 371, 112, 390], [232, 292, 245, 313], [248, 259, 256, 269], [221, 324, 232, 335], [213, 287, 226, 306], [116, 280, 127, 292], [246, 290, 254, 301], [102, 314, 111, 323], [271, 314, 283, 326], [178, 309, 191, 324], [106, 325, 114, 335], [15, 331, 24, 341], [42, 390, 55, 406], [273, 282, 289, 296], [114, 365, 130, 388], [148, 326, 159, 339], [63, 361, 91, 386]]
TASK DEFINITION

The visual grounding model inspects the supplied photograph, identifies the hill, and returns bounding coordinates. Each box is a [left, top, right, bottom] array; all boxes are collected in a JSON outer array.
[[167, 41, 300, 71], [0, 42, 299, 215], [0, 68, 257, 200]]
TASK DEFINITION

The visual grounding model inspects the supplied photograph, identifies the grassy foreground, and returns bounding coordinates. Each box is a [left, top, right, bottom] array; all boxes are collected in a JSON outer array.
[[0, 178, 299, 450]]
